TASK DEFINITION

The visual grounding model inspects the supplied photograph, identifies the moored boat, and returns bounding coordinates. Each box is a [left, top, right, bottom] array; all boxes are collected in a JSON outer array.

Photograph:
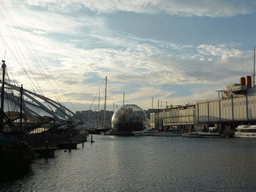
[[198, 130, 223, 137], [154, 130, 181, 137], [186, 128, 223, 138], [234, 125, 256, 138], [132, 129, 180, 136], [188, 132, 201, 138], [132, 129, 156, 136]]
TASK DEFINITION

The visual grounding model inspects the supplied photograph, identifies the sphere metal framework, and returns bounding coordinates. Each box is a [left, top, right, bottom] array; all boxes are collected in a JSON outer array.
[[111, 104, 147, 133]]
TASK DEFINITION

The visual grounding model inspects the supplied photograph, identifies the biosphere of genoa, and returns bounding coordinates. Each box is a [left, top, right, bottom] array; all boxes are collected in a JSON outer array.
[[111, 104, 148, 133]]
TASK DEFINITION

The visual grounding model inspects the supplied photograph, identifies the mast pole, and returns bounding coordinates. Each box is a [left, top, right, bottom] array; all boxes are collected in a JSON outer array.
[[1, 60, 6, 132], [254, 47, 255, 87], [98, 92, 100, 127], [123, 92, 125, 106], [104, 76, 107, 129], [20, 84, 23, 130], [158, 99, 159, 129]]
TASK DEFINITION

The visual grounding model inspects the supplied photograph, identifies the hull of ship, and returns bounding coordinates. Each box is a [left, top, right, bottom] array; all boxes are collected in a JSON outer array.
[[132, 130, 180, 137], [153, 132, 180, 137], [134, 133, 180, 137], [187, 132, 223, 138], [199, 133, 223, 138], [234, 133, 256, 138], [188, 132, 201, 138], [199, 134, 223, 137]]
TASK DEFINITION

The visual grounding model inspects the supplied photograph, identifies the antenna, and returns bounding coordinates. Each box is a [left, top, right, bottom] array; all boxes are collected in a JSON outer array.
[[123, 92, 125, 106], [254, 47, 255, 87], [104, 76, 107, 129]]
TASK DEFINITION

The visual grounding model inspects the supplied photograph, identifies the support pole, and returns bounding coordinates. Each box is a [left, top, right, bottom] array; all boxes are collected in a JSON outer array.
[[152, 97, 153, 110], [158, 99, 159, 129], [104, 76, 107, 129], [123, 92, 125, 106], [254, 47, 255, 87], [20, 84, 23, 130], [1, 60, 6, 133]]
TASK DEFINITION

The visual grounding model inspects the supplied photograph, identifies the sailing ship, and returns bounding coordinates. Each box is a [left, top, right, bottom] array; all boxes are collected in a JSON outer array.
[[88, 76, 112, 134], [0, 61, 34, 170]]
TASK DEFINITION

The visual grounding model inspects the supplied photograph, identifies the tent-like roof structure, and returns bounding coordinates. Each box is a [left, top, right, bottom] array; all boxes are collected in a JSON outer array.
[[0, 80, 85, 133]]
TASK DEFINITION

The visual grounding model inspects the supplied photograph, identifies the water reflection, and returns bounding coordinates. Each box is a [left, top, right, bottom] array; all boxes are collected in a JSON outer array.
[[2, 136, 256, 191]]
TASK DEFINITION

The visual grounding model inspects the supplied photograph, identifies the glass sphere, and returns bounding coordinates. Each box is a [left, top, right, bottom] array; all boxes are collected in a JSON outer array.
[[111, 104, 148, 133]]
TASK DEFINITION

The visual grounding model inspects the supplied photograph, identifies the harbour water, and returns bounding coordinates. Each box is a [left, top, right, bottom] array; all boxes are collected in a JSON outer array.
[[1, 135, 256, 191]]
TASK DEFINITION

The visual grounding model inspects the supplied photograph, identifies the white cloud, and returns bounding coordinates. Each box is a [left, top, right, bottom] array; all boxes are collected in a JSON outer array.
[[1, 1, 104, 36], [197, 44, 247, 60], [13, 0, 253, 17], [1, 1, 255, 111], [32, 30, 47, 35]]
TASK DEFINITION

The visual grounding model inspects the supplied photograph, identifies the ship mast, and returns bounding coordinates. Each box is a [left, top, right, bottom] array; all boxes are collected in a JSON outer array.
[[103, 76, 107, 129], [123, 92, 125, 106], [254, 47, 255, 87], [20, 84, 23, 130], [0, 60, 6, 132]]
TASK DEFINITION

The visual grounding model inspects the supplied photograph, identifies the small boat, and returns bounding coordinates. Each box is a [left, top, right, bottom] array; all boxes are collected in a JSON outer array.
[[186, 128, 223, 138], [132, 129, 180, 137], [188, 132, 201, 138], [198, 129, 223, 138], [132, 129, 156, 136], [234, 125, 256, 138], [155, 130, 181, 137]]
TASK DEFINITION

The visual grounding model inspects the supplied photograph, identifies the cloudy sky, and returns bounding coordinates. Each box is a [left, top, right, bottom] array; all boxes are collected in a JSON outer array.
[[0, 0, 256, 112]]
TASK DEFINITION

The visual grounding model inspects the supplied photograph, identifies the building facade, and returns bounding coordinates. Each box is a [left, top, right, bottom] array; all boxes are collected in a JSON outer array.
[[150, 77, 256, 132]]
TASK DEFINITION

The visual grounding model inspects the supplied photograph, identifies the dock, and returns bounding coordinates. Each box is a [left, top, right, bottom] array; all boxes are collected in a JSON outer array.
[[32, 140, 83, 157], [33, 147, 58, 158], [57, 142, 79, 149]]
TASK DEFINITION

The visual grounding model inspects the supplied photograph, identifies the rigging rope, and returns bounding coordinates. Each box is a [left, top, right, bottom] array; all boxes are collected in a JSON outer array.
[[0, 1, 80, 114], [89, 79, 105, 110]]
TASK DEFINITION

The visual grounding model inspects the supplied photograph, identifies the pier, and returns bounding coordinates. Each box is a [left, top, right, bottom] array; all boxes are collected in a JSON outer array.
[[33, 147, 58, 158], [32, 135, 88, 158], [28, 131, 89, 157], [57, 142, 79, 149]]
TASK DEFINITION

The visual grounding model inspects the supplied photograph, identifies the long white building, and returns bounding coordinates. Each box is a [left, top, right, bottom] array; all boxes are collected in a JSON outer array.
[[151, 76, 256, 132]]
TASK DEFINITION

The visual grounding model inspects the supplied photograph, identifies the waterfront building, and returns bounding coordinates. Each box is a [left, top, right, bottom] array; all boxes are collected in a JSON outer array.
[[150, 76, 256, 133]]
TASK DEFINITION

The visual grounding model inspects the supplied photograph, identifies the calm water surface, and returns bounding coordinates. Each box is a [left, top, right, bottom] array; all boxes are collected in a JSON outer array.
[[1, 135, 256, 191]]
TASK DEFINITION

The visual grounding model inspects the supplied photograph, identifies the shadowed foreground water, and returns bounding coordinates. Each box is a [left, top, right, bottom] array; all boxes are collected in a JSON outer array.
[[1, 135, 256, 191]]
